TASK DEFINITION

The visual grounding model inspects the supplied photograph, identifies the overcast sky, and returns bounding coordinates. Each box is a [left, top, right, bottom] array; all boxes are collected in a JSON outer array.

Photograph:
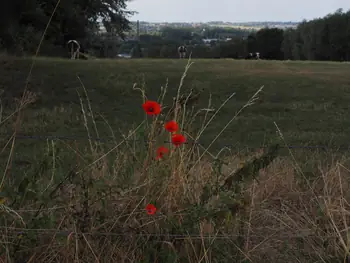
[[127, 0, 350, 22]]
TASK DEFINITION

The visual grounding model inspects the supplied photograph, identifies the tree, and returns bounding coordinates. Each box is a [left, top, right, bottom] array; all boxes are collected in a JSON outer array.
[[191, 45, 212, 58], [280, 9, 350, 61], [282, 29, 295, 59], [130, 43, 142, 58], [246, 35, 257, 53], [255, 28, 284, 60], [159, 45, 177, 58], [0, 0, 134, 55], [160, 27, 192, 44]]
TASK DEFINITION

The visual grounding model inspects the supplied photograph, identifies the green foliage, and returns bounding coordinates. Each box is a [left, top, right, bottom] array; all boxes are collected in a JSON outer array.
[[284, 9, 350, 61], [256, 28, 284, 59], [0, 1, 349, 61], [131, 43, 143, 58], [136, 8, 350, 61], [159, 44, 178, 58], [0, 0, 133, 55], [139, 9, 350, 61]]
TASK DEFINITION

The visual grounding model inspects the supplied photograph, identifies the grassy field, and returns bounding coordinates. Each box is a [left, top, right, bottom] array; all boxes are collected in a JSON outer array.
[[1, 56, 350, 262], [2, 57, 350, 147]]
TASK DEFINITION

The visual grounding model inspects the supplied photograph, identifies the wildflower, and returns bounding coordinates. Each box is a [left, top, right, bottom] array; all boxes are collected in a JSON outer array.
[[142, 100, 161, 115], [155, 146, 169, 160], [145, 204, 156, 215], [171, 134, 186, 146], [164, 120, 178, 133]]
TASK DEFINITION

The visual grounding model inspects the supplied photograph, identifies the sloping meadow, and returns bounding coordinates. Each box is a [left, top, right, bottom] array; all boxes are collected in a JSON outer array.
[[0, 57, 350, 262]]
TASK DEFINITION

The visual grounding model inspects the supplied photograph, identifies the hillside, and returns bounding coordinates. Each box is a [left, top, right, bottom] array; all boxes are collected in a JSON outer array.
[[1, 57, 350, 150], [1, 56, 350, 262]]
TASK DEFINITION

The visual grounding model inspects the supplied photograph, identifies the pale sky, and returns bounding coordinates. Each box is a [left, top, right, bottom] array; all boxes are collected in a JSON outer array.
[[127, 0, 350, 22]]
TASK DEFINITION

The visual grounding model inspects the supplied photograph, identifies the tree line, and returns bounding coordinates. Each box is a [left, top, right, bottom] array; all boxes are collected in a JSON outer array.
[[143, 8, 349, 61], [282, 8, 350, 61], [0, 0, 133, 56], [0, 1, 349, 62]]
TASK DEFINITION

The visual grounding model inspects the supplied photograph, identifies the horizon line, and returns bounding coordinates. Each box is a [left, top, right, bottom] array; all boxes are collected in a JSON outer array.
[[130, 20, 301, 24]]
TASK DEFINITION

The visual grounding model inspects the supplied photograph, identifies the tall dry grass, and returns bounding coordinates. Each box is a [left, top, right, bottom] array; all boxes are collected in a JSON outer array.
[[0, 5, 349, 260], [0, 56, 349, 263]]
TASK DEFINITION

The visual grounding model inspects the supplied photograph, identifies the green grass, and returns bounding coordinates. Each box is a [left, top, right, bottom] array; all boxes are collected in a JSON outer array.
[[1, 56, 349, 181], [1, 57, 350, 149], [1, 56, 350, 262]]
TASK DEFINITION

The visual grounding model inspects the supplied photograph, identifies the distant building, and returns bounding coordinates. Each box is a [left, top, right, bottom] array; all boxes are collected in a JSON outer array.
[[202, 38, 232, 46], [203, 38, 218, 45], [98, 22, 106, 33], [117, 53, 131, 59]]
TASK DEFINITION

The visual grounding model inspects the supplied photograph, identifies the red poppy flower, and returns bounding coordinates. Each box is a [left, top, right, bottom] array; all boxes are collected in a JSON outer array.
[[171, 134, 186, 146], [145, 204, 156, 215], [164, 120, 178, 133], [142, 101, 161, 115], [155, 146, 169, 160]]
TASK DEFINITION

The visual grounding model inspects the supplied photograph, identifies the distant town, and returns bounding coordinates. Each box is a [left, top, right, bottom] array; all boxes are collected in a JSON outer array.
[[98, 21, 300, 35], [130, 21, 299, 33]]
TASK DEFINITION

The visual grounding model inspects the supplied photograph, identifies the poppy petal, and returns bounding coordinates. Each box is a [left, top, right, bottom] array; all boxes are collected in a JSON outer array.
[[164, 120, 178, 133], [171, 134, 186, 146], [155, 146, 169, 160], [142, 101, 161, 115], [145, 204, 156, 215]]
